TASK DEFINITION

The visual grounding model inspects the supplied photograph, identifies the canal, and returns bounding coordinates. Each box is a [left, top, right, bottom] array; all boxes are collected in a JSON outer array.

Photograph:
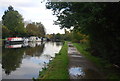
[[2, 42, 63, 79]]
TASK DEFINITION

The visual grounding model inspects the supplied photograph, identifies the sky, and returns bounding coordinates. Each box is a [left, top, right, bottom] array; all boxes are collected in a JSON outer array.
[[0, 0, 65, 34]]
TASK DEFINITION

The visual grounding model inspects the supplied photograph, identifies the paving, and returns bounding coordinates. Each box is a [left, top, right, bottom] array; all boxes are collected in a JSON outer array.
[[67, 42, 104, 80]]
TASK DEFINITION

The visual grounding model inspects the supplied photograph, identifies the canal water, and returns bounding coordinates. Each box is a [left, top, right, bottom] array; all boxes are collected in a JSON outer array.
[[2, 42, 63, 79]]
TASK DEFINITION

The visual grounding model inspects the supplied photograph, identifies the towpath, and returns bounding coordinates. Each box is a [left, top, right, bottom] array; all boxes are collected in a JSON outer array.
[[68, 42, 104, 80]]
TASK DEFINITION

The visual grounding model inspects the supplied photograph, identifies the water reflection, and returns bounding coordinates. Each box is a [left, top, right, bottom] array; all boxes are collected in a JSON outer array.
[[2, 42, 62, 79], [56, 42, 63, 46], [3, 42, 44, 75], [5, 44, 22, 48], [69, 67, 85, 79], [2, 48, 24, 75]]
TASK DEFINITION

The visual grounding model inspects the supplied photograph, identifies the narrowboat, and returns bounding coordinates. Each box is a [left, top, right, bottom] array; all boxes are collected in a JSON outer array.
[[29, 36, 41, 42], [6, 37, 23, 44]]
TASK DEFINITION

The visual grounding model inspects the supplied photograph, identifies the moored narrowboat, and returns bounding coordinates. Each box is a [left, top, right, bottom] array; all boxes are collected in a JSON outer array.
[[6, 37, 23, 44]]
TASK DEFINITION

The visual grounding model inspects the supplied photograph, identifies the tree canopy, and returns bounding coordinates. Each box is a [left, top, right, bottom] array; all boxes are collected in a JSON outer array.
[[46, 2, 120, 66], [2, 6, 46, 38], [2, 6, 25, 37], [26, 22, 46, 37]]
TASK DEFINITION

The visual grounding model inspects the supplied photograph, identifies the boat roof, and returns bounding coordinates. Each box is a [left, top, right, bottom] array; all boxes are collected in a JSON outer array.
[[7, 37, 22, 39]]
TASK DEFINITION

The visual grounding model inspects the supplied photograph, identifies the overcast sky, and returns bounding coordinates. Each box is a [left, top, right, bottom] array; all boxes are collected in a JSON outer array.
[[0, 0, 65, 34]]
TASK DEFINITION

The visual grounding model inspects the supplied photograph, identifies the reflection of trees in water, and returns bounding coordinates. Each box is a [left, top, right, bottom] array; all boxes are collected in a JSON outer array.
[[46, 41, 63, 47], [24, 43, 45, 57], [2, 42, 45, 75], [2, 48, 24, 75], [56, 42, 63, 46], [48, 41, 55, 46]]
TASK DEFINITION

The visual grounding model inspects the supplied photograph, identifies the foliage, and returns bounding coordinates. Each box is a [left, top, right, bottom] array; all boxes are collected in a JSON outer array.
[[2, 6, 25, 37], [0, 21, 2, 37], [64, 29, 72, 41], [36, 22, 46, 37], [2, 6, 46, 38], [52, 33, 61, 40], [2, 43, 45, 75], [73, 43, 120, 80], [2, 25, 11, 39], [72, 30, 87, 43], [46, 2, 120, 66], [2, 48, 24, 75], [26, 22, 46, 37], [45, 33, 65, 41]]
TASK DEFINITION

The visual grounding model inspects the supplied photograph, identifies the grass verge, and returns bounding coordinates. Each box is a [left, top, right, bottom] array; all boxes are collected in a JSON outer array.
[[73, 43, 120, 79], [38, 41, 69, 79]]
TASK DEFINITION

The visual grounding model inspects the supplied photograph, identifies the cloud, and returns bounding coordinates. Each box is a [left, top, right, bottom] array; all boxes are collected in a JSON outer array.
[[0, 0, 64, 34]]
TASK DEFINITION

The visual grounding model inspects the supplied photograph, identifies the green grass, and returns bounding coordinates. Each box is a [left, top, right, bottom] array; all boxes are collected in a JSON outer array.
[[38, 41, 69, 79], [73, 42, 120, 79], [73, 43, 107, 68]]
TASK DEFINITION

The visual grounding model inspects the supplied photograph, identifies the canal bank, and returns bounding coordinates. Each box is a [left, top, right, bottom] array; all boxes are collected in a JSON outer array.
[[38, 41, 69, 79], [38, 42, 120, 80], [73, 42, 120, 80]]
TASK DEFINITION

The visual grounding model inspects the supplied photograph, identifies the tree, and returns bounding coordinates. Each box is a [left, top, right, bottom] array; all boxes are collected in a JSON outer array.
[[2, 26, 11, 39], [64, 29, 72, 41], [26, 22, 46, 37], [26, 23, 37, 36], [2, 6, 25, 37], [54, 33, 61, 40], [46, 2, 120, 66], [36, 22, 46, 37], [0, 21, 2, 38], [72, 30, 86, 43], [2, 48, 24, 75]]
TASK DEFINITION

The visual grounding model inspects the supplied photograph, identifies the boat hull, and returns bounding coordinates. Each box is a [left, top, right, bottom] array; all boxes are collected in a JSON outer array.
[[5, 41, 23, 44]]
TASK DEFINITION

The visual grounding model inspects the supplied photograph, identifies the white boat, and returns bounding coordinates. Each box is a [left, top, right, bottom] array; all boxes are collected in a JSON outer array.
[[42, 38, 47, 41], [29, 36, 41, 42], [36, 37, 41, 41], [23, 37, 29, 43], [6, 37, 23, 43]]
